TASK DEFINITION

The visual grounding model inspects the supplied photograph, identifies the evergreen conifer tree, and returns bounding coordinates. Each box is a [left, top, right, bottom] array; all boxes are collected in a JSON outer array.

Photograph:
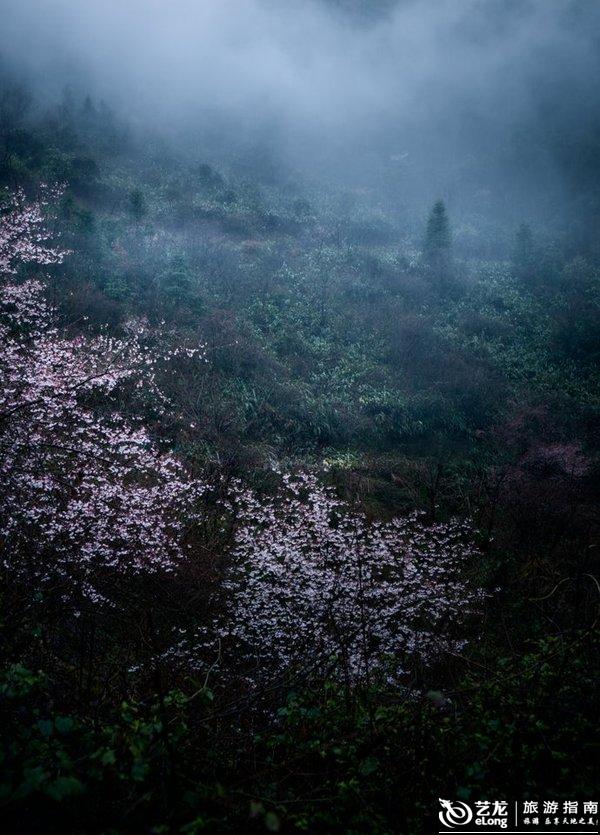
[[513, 222, 534, 280], [423, 199, 452, 288]]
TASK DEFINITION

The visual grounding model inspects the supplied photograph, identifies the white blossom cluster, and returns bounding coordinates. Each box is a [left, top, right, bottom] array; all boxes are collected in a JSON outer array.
[[216, 472, 486, 683], [0, 185, 70, 274], [0, 186, 207, 604]]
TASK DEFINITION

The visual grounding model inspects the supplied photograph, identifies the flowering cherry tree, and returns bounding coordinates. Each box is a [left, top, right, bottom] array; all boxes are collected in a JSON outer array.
[[217, 472, 485, 684], [0, 185, 69, 275], [0, 186, 206, 604]]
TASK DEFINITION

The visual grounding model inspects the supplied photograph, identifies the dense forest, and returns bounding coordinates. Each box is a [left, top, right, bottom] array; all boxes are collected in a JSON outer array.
[[0, 1, 599, 833]]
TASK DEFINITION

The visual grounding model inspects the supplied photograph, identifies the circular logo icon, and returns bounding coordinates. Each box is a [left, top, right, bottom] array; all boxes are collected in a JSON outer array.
[[439, 799, 473, 828]]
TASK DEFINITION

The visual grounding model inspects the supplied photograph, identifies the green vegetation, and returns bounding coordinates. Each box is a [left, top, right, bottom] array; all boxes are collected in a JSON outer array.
[[1, 78, 599, 834]]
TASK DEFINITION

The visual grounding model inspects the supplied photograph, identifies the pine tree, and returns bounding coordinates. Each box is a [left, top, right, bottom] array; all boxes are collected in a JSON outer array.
[[423, 199, 452, 288], [513, 222, 534, 280], [129, 188, 146, 220]]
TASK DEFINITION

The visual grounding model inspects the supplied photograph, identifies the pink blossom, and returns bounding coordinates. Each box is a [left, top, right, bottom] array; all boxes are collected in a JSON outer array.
[[0, 186, 207, 605]]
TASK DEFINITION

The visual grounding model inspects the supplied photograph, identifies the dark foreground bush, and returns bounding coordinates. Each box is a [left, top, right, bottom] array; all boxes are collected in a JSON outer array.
[[1, 629, 596, 834]]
